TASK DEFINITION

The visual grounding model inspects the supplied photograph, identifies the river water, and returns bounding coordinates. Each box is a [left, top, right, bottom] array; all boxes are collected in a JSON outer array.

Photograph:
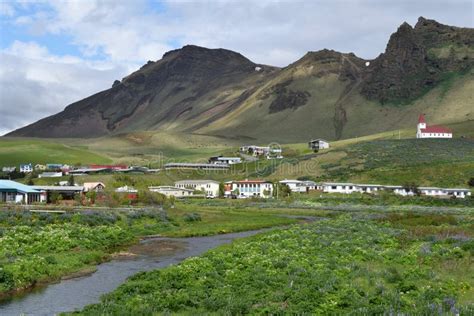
[[0, 229, 270, 316]]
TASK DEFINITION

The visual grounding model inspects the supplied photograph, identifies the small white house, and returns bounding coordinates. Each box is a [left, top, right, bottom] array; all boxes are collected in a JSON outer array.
[[308, 139, 330, 151], [149, 186, 194, 198], [2, 166, 16, 173], [416, 114, 452, 139], [321, 183, 359, 194], [83, 182, 106, 192], [20, 163, 33, 173], [115, 186, 138, 193], [225, 179, 273, 198], [279, 179, 317, 193], [209, 156, 242, 165], [175, 180, 220, 197]]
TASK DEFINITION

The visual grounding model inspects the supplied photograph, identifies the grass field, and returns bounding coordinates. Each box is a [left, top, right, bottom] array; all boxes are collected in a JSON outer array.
[[0, 205, 296, 296], [2, 120, 473, 188], [76, 210, 474, 315], [0, 138, 111, 167]]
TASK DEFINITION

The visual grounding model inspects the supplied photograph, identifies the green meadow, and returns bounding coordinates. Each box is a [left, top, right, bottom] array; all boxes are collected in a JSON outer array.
[[0, 138, 111, 166]]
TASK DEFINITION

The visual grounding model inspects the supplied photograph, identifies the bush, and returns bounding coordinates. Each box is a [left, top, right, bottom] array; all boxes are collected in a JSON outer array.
[[183, 213, 202, 222]]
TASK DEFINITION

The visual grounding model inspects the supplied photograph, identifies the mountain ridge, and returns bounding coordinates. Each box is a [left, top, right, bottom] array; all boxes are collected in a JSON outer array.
[[6, 17, 474, 141]]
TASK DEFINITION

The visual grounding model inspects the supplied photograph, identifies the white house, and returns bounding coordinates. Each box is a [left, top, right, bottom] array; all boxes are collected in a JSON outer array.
[[321, 183, 359, 194], [308, 139, 330, 151], [279, 179, 317, 193], [83, 182, 106, 192], [115, 186, 138, 193], [175, 180, 220, 197], [2, 166, 16, 173], [225, 179, 273, 198], [149, 186, 194, 198], [20, 163, 33, 173], [209, 156, 242, 165], [416, 114, 452, 139]]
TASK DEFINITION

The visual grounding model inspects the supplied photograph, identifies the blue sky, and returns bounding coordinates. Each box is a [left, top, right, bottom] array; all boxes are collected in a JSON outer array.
[[0, 0, 472, 135]]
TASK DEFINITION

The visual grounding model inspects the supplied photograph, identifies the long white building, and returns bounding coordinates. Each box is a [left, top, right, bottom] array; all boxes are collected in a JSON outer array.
[[175, 180, 220, 197], [319, 182, 471, 198], [224, 179, 273, 198]]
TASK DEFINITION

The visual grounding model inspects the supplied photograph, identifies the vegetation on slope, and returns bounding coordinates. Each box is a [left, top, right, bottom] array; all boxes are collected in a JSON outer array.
[[0, 207, 295, 296], [76, 213, 474, 315], [0, 138, 111, 166]]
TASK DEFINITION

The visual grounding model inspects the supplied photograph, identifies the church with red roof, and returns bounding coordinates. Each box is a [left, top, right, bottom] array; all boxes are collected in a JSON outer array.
[[416, 114, 452, 139]]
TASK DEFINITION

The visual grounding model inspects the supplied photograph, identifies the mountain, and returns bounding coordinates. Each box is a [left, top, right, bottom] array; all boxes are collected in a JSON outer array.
[[7, 17, 474, 142]]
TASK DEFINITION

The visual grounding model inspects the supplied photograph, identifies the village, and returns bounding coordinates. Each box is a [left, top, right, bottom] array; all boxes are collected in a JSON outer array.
[[0, 115, 471, 205]]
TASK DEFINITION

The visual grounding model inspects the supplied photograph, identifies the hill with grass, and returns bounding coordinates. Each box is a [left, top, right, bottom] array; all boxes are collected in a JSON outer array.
[[0, 138, 111, 167], [6, 17, 473, 142]]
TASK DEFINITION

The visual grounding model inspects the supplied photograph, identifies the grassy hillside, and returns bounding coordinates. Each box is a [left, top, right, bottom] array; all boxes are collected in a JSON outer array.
[[4, 120, 474, 188], [0, 138, 111, 167]]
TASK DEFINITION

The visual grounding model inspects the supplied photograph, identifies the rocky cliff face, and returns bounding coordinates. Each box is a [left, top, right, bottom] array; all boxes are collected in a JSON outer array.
[[361, 17, 473, 104]]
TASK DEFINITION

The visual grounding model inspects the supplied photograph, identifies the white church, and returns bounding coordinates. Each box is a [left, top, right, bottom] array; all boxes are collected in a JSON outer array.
[[416, 114, 452, 139]]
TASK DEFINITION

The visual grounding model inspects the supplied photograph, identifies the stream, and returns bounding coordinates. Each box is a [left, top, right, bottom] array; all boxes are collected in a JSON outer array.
[[0, 229, 271, 316]]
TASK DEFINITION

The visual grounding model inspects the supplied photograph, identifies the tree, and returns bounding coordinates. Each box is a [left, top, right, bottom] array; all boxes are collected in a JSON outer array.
[[68, 175, 75, 186], [274, 183, 292, 198], [468, 177, 474, 187], [50, 192, 63, 204], [26, 177, 34, 185], [219, 182, 225, 197], [86, 191, 97, 205]]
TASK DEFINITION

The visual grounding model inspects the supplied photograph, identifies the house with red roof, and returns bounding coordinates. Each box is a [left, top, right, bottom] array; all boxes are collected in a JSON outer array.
[[416, 114, 452, 139]]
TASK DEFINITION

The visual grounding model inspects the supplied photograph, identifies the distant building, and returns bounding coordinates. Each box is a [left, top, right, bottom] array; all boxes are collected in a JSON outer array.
[[33, 185, 84, 202], [38, 172, 63, 178], [0, 180, 45, 204], [175, 180, 220, 197], [35, 164, 47, 171], [279, 179, 317, 193], [115, 186, 138, 200], [83, 182, 106, 192], [308, 139, 330, 151], [148, 186, 194, 198], [164, 163, 229, 170], [19, 163, 33, 173], [46, 163, 64, 170], [2, 166, 16, 173], [225, 179, 273, 198], [209, 156, 242, 165], [240, 145, 282, 158], [89, 164, 128, 170], [318, 182, 471, 199], [416, 114, 452, 139]]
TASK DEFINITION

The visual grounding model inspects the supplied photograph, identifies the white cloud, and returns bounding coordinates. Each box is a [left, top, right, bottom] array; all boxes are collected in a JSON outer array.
[[0, 41, 130, 135]]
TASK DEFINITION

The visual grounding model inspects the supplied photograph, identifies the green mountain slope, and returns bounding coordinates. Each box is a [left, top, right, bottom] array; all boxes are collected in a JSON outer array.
[[6, 17, 473, 142]]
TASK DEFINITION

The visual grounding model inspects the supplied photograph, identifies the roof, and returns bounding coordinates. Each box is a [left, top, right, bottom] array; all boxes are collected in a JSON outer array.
[[309, 139, 329, 143], [0, 180, 42, 194], [279, 179, 302, 183], [83, 182, 105, 190], [420, 125, 452, 133], [149, 186, 194, 192], [164, 163, 229, 169], [175, 180, 220, 185], [233, 179, 270, 184], [418, 114, 426, 124], [33, 186, 84, 192]]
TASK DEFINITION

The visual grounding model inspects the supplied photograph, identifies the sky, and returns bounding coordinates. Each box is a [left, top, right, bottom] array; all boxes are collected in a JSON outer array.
[[0, 0, 473, 136]]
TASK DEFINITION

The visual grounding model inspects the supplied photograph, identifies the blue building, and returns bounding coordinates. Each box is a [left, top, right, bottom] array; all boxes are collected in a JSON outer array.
[[0, 180, 45, 204]]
